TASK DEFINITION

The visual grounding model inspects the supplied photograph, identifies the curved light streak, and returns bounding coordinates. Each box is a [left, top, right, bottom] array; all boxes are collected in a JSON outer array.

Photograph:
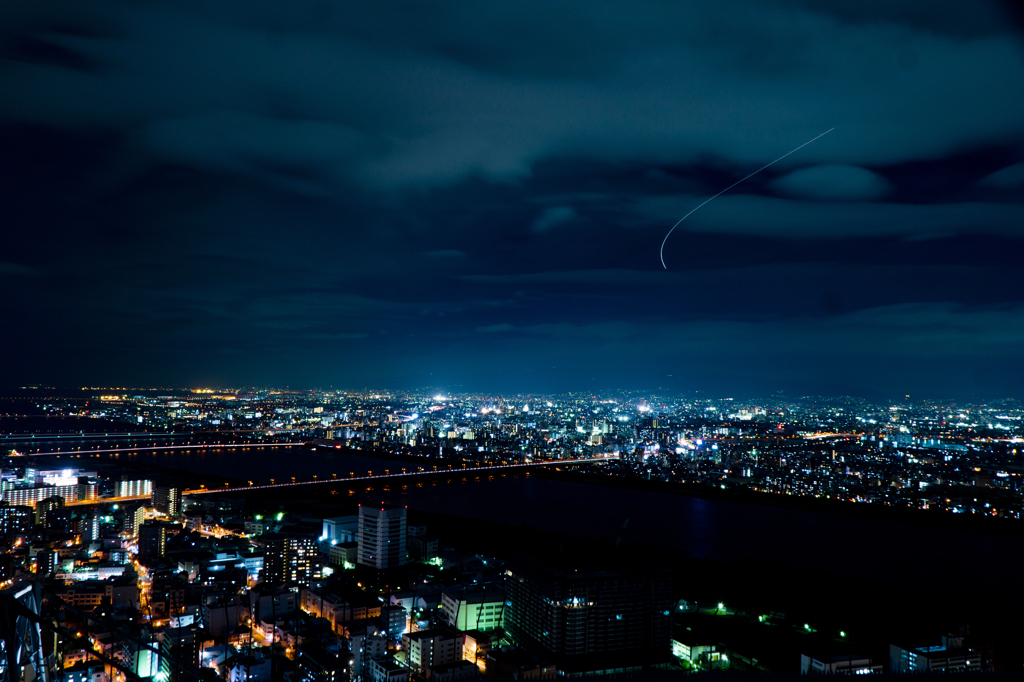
[[660, 128, 834, 269]]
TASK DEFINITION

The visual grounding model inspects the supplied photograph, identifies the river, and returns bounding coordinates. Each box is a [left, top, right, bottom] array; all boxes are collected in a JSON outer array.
[[28, 444, 1024, 601]]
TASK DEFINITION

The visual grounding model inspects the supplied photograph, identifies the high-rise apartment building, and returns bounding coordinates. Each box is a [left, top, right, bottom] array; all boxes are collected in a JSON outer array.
[[115, 479, 153, 499], [138, 522, 167, 559], [34, 495, 64, 526], [0, 504, 33, 534], [124, 505, 146, 538], [3, 483, 96, 508], [152, 486, 181, 518], [262, 534, 319, 585], [357, 504, 406, 570]]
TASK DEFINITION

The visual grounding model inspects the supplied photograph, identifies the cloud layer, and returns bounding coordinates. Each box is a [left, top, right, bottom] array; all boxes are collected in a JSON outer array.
[[1, 0, 1022, 397]]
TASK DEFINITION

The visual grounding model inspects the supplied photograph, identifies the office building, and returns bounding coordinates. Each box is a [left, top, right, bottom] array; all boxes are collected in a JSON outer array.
[[357, 504, 406, 570], [329, 542, 358, 569], [322, 515, 358, 544], [890, 636, 979, 674]]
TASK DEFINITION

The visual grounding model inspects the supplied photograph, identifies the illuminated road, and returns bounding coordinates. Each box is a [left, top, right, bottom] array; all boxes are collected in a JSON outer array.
[[66, 494, 152, 507]]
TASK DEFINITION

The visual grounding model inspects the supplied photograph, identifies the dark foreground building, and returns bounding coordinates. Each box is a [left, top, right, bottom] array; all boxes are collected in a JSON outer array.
[[505, 555, 673, 675]]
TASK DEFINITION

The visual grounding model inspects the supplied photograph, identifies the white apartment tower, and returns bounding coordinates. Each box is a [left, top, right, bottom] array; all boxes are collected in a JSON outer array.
[[357, 504, 406, 569]]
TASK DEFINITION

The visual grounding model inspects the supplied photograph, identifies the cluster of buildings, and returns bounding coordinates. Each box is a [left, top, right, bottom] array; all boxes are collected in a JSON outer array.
[[19, 391, 1024, 518], [0, 467, 686, 682]]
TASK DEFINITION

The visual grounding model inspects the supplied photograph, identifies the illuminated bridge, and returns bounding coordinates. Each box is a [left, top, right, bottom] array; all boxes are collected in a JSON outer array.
[[63, 455, 618, 506], [10, 442, 304, 458]]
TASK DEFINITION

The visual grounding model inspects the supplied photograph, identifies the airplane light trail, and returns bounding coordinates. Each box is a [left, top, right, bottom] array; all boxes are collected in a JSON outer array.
[[660, 128, 834, 269]]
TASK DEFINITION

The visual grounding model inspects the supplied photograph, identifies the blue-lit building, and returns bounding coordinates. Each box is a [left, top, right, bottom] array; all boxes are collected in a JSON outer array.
[[889, 635, 979, 674]]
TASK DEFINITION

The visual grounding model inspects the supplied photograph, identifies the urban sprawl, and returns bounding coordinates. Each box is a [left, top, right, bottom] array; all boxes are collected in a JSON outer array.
[[1, 387, 1021, 680]]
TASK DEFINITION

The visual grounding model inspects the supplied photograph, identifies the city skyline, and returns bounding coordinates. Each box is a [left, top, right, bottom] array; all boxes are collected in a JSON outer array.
[[2, 1, 1023, 398]]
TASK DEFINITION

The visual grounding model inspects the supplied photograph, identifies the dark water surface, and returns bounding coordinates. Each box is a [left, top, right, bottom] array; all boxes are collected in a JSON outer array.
[[43, 444, 1024, 599]]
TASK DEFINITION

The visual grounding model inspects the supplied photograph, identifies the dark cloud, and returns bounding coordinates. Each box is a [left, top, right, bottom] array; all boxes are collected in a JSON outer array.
[[531, 206, 577, 233], [772, 164, 891, 200], [1, 1, 1023, 397]]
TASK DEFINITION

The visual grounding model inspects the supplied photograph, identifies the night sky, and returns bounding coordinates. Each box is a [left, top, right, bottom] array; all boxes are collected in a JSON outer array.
[[2, 1, 1023, 398]]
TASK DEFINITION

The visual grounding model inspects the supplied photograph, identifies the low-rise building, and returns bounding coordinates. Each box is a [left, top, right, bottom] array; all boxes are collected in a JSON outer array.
[[440, 587, 504, 632], [402, 627, 463, 673], [800, 653, 881, 675], [889, 635, 979, 674], [426, 660, 478, 682], [369, 657, 408, 682]]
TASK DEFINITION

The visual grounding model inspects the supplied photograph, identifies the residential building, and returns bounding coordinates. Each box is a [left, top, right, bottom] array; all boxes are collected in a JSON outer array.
[[0, 504, 33, 534], [348, 626, 388, 681], [402, 627, 463, 673], [3, 483, 96, 507], [124, 505, 146, 538], [380, 604, 407, 638], [298, 645, 345, 682], [426, 660, 478, 682], [369, 657, 408, 682], [263, 534, 320, 585], [115, 479, 153, 499], [137, 522, 167, 559], [152, 486, 181, 518]]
